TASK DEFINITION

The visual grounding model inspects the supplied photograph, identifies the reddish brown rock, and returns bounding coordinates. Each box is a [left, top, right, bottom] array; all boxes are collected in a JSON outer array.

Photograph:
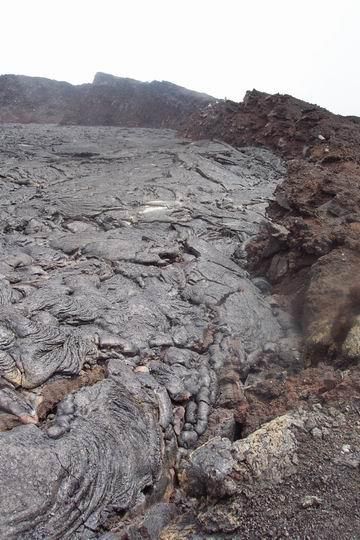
[[183, 90, 360, 366]]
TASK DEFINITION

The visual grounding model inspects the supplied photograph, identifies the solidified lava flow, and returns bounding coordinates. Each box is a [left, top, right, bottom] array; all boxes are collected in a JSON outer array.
[[0, 125, 291, 538], [1, 86, 360, 538], [184, 90, 360, 366]]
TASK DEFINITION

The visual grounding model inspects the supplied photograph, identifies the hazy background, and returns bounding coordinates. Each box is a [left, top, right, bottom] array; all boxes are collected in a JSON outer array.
[[1, 0, 359, 115]]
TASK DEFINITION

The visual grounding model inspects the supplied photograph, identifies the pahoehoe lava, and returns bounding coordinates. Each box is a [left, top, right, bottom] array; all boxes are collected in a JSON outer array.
[[0, 124, 293, 538]]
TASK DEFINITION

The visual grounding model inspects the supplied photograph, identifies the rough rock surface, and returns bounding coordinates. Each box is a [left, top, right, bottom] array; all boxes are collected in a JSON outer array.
[[184, 90, 360, 366], [164, 403, 360, 539], [0, 72, 214, 127], [177, 90, 360, 539], [0, 125, 290, 538]]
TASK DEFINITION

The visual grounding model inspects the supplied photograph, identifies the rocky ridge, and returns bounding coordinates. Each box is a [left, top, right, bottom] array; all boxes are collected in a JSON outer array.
[[184, 90, 360, 368], [0, 72, 214, 127]]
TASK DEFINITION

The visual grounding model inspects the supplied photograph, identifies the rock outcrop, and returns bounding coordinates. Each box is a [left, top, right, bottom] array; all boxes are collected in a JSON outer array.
[[165, 404, 360, 539], [183, 90, 360, 367]]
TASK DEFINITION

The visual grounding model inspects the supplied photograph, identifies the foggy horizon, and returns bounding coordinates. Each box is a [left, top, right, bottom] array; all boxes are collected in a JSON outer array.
[[1, 0, 359, 116], [2, 69, 357, 119]]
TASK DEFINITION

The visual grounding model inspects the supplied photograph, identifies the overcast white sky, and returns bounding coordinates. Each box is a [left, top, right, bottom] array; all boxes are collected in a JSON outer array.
[[1, 0, 359, 115]]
